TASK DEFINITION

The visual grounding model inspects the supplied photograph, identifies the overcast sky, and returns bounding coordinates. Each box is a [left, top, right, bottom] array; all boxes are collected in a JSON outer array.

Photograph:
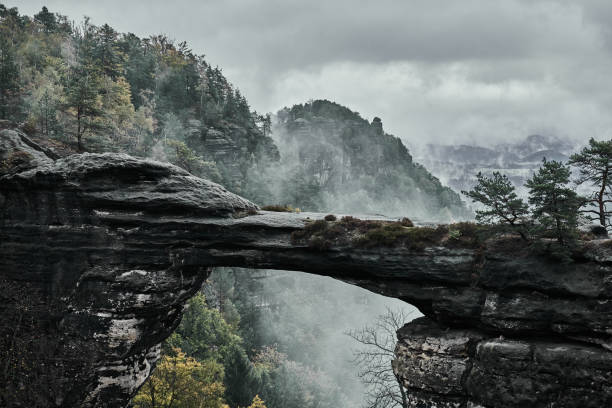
[[13, 0, 612, 147]]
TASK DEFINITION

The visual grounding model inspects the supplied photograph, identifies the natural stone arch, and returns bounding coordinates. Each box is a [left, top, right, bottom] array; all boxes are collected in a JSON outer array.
[[1, 130, 611, 407]]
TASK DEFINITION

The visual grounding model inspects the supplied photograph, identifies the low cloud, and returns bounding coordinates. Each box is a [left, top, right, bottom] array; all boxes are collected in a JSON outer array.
[[16, 0, 612, 146]]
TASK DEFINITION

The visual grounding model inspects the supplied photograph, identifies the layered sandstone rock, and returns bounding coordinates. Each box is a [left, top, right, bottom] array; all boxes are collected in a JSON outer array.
[[1, 130, 610, 407]]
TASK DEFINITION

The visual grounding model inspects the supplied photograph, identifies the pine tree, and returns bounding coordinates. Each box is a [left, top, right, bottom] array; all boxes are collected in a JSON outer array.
[[462, 171, 529, 239], [33, 6, 57, 32], [568, 138, 612, 229], [64, 65, 103, 150], [95, 24, 125, 79], [0, 35, 19, 120], [262, 113, 272, 137], [223, 343, 262, 408], [526, 159, 581, 246]]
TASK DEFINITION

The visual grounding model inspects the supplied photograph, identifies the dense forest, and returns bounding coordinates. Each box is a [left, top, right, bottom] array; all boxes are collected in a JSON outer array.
[[0, 4, 278, 195]]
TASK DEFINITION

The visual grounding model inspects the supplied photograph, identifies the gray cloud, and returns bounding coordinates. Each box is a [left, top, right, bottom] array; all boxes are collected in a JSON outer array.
[[13, 0, 612, 146]]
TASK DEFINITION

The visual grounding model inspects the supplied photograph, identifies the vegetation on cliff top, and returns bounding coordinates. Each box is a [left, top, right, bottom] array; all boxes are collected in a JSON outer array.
[[291, 216, 483, 251], [463, 139, 612, 257]]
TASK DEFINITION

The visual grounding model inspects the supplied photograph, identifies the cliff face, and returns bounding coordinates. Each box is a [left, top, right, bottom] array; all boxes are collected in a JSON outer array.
[[1, 130, 611, 407], [272, 99, 468, 219]]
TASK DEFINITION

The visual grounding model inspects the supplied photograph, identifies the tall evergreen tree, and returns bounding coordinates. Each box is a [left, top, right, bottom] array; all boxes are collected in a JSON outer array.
[[95, 24, 124, 78], [0, 35, 19, 120], [33, 6, 57, 32], [223, 343, 263, 408], [64, 65, 103, 150], [526, 159, 581, 246], [568, 138, 612, 229]]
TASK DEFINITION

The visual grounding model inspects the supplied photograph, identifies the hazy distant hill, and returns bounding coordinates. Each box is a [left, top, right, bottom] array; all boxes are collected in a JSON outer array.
[[416, 134, 576, 198], [268, 100, 469, 221]]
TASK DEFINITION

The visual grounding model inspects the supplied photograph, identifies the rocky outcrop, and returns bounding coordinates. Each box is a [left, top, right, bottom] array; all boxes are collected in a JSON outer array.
[[274, 99, 469, 219], [1, 130, 611, 407], [393, 318, 612, 408], [190, 121, 279, 191]]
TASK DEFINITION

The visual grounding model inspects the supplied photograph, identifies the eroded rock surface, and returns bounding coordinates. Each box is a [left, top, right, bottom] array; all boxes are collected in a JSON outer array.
[[394, 318, 612, 408], [1, 131, 611, 407]]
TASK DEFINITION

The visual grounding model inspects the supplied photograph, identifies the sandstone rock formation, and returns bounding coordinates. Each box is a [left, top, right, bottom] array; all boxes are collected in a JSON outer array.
[[1, 129, 611, 407]]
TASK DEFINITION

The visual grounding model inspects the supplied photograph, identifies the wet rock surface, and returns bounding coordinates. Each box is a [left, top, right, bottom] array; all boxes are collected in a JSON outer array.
[[1, 131, 611, 407]]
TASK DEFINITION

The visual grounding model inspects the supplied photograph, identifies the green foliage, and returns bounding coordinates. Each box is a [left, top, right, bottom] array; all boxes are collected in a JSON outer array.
[[2, 4, 276, 191], [247, 395, 267, 408], [63, 64, 104, 150], [132, 347, 227, 408], [526, 159, 581, 246], [463, 172, 529, 225], [33, 7, 56, 32], [223, 343, 266, 408], [569, 138, 612, 228], [169, 293, 242, 363], [462, 171, 529, 239], [0, 33, 20, 120], [165, 139, 222, 182]]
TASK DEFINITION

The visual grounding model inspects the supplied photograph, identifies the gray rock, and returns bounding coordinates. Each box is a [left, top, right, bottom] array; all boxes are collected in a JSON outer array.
[[1, 132, 611, 407]]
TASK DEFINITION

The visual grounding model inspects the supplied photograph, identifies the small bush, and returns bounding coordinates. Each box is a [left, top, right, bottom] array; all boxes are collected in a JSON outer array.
[[400, 217, 414, 227], [353, 223, 409, 247], [453, 222, 480, 239], [308, 236, 332, 251], [446, 222, 485, 248], [339, 216, 383, 232], [324, 214, 337, 222], [306, 219, 329, 234], [340, 215, 359, 226], [448, 229, 462, 240], [321, 224, 346, 240], [290, 214, 482, 252], [291, 219, 329, 242]]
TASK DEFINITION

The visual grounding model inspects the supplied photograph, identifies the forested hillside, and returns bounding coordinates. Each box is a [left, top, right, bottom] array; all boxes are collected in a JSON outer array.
[[0, 4, 278, 194], [268, 100, 468, 220]]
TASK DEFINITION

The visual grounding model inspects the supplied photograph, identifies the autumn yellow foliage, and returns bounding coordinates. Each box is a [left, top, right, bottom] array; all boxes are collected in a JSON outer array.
[[247, 395, 267, 408], [132, 347, 226, 408]]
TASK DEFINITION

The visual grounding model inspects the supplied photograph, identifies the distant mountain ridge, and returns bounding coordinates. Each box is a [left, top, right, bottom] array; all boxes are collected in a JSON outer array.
[[416, 134, 577, 198]]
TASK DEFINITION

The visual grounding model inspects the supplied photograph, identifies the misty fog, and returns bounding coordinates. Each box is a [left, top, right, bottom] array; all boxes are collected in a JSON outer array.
[[206, 268, 420, 406]]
